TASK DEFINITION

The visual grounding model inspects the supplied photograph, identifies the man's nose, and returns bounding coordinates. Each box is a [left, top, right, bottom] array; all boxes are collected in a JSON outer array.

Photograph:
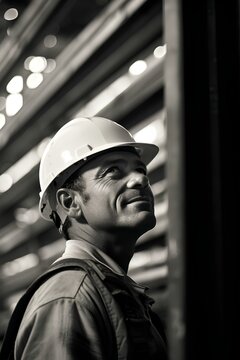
[[126, 171, 149, 189]]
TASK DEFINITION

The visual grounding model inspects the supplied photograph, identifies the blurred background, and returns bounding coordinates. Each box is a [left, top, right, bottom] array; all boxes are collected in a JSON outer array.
[[0, 0, 239, 359], [0, 0, 168, 348]]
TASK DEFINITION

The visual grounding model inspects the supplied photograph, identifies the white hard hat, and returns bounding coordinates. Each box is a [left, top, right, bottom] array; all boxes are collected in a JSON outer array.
[[39, 116, 159, 222]]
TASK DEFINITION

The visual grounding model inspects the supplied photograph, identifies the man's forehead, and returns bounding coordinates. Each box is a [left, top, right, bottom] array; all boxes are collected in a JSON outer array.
[[81, 148, 143, 171]]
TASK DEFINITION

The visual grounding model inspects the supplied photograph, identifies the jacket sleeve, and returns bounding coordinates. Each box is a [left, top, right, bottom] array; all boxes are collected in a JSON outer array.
[[14, 277, 114, 360]]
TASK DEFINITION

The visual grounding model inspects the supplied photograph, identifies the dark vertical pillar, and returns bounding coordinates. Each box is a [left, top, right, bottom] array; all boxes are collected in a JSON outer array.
[[165, 0, 240, 359], [182, 1, 224, 358], [214, 2, 240, 358]]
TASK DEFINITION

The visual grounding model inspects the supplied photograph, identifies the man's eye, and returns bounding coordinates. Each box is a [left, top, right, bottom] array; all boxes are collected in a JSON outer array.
[[136, 167, 147, 175], [105, 166, 120, 175]]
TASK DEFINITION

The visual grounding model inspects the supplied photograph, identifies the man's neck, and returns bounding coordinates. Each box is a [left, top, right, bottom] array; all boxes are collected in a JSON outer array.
[[69, 224, 138, 272]]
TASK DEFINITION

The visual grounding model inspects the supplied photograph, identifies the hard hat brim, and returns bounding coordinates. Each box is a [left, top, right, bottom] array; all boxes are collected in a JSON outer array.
[[39, 141, 159, 221]]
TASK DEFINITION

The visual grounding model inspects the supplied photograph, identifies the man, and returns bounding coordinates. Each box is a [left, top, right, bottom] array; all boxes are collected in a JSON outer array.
[[6, 117, 168, 359]]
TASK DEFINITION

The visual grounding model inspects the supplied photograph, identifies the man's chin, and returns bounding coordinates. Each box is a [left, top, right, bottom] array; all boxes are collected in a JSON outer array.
[[116, 210, 156, 236], [134, 212, 156, 236]]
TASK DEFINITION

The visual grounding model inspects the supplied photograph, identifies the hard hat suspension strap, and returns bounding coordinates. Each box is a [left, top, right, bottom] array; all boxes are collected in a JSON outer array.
[[50, 211, 63, 234]]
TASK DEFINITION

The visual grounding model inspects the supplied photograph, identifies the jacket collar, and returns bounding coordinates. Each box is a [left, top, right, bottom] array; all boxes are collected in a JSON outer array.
[[55, 239, 149, 296], [55, 239, 126, 276]]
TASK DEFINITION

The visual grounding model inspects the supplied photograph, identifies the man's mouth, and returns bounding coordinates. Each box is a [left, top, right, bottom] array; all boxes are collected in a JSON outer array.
[[125, 196, 152, 204]]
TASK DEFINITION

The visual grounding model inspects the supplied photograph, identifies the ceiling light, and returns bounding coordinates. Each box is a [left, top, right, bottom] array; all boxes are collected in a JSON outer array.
[[6, 94, 23, 116], [134, 123, 158, 143], [24, 56, 35, 70], [134, 118, 166, 144], [75, 53, 158, 118], [15, 207, 39, 225], [76, 74, 132, 117], [28, 57, 47, 73], [153, 45, 167, 58], [44, 35, 57, 48], [26, 73, 43, 89], [44, 59, 56, 73], [0, 173, 13, 192], [129, 60, 147, 76], [1, 253, 39, 277], [4, 8, 18, 21], [6, 75, 23, 94], [0, 114, 6, 130]]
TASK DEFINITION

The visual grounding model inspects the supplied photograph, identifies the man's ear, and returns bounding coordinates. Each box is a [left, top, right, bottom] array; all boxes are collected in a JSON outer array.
[[56, 188, 82, 219]]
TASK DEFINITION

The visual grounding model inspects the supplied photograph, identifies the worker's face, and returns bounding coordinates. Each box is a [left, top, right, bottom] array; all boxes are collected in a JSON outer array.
[[77, 150, 156, 236]]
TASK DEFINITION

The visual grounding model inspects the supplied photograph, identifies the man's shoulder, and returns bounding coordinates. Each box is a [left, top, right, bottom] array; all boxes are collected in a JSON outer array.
[[27, 268, 88, 311]]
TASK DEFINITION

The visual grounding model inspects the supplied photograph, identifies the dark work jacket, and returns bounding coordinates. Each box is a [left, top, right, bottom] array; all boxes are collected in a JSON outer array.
[[14, 259, 167, 360]]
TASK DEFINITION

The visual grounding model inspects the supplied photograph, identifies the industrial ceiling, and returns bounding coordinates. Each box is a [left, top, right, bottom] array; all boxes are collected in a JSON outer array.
[[0, 0, 167, 340]]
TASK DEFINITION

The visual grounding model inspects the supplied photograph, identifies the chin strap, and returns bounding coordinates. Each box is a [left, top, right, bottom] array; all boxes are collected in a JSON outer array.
[[47, 181, 68, 233], [49, 211, 64, 234]]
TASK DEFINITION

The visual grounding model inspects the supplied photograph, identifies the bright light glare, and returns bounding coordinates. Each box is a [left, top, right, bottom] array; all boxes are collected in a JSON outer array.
[[29, 57, 47, 73], [154, 45, 167, 58], [26, 73, 43, 89], [130, 247, 168, 270], [8, 149, 40, 183], [76, 75, 132, 117], [1, 52, 163, 191], [44, 35, 57, 48], [4, 8, 18, 21], [37, 137, 51, 157], [0, 173, 13, 192], [75, 53, 159, 118], [134, 124, 158, 143], [0, 141, 46, 192], [0, 138, 53, 192], [129, 60, 147, 76], [1, 253, 39, 277], [6, 75, 23, 94], [15, 207, 39, 224], [6, 94, 23, 116], [133, 115, 166, 145], [44, 59, 56, 73], [24, 56, 34, 70], [61, 150, 73, 163], [0, 114, 6, 130]]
